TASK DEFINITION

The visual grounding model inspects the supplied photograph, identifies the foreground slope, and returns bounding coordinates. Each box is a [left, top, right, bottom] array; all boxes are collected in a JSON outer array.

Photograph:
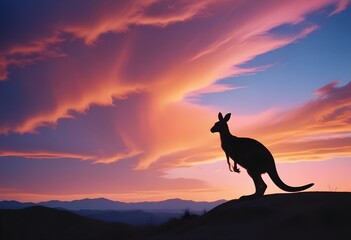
[[145, 192, 351, 240]]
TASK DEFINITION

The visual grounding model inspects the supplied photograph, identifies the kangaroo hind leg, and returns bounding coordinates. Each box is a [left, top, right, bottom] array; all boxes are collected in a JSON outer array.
[[254, 173, 267, 196], [240, 171, 267, 200]]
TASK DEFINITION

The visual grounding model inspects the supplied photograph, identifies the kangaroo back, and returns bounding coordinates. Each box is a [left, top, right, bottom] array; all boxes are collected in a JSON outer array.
[[268, 166, 314, 192]]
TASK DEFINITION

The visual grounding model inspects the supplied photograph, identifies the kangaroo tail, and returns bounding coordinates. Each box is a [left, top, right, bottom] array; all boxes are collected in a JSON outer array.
[[268, 166, 314, 192]]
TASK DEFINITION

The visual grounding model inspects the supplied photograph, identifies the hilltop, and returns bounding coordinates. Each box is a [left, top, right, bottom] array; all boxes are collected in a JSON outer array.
[[145, 192, 351, 240], [1, 192, 350, 240]]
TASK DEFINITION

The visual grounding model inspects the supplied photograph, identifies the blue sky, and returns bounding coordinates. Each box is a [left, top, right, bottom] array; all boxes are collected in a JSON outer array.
[[198, 7, 351, 114]]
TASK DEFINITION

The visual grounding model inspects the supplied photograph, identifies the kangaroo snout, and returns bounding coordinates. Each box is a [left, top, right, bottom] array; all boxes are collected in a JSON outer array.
[[210, 126, 217, 133]]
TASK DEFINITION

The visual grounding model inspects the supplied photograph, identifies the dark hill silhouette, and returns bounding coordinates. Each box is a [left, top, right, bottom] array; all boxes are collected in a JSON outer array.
[[1, 192, 350, 240], [75, 209, 181, 225], [143, 192, 351, 240], [0, 206, 133, 240]]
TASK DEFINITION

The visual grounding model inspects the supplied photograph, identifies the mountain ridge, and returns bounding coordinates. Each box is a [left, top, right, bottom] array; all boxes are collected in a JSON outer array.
[[0, 198, 226, 212]]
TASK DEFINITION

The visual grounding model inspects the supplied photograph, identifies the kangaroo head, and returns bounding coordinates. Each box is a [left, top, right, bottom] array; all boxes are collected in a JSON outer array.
[[210, 112, 231, 133]]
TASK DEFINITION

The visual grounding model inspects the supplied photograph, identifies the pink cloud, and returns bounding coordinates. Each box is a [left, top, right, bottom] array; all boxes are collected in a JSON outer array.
[[0, 150, 91, 160], [0, 0, 345, 169], [0, 157, 212, 202], [0, 34, 64, 81], [153, 80, 351, 170], [0, 56, 8, 80], [0, 1, 212, 81], [185, 83, 245, 101], [236, 81, 351, 163], [64, 0, 214, 44], [314, 79, 340, 95], [329, 0, 349, 16]]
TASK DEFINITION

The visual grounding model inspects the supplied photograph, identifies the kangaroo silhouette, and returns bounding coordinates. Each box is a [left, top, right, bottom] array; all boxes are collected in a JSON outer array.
[[211, 112, 314, 199]]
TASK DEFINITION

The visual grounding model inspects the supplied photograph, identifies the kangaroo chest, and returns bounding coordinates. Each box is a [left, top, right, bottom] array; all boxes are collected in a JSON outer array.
[[221, 143, 232, 152], [221, 142, 240, 159], [221, 141, 248, 167]]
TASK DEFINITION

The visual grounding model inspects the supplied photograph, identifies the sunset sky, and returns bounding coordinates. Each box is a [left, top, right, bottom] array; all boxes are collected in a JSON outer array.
[[1, 0, 350, 203]]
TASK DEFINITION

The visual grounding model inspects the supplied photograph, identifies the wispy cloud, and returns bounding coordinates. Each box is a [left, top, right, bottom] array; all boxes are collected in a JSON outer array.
[[185, 83, 245, 101], [0, 0, 344, 168], [156, 80, 351, 169], [329, 0, 349, 16], [0, 150, 92, 160], [240, 81, 351, 163]]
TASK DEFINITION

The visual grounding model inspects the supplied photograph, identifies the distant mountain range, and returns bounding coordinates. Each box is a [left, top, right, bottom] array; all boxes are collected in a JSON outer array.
[[0, 198, 226, 212], [0, 198, 226, 225]]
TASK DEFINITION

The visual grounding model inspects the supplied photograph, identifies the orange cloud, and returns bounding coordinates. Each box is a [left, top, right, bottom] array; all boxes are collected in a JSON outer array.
[[235, 81, 351, 163], [63, 0, 214, 44], [0, 34, 64, 81], [0, 150, 91, 160], [0, 56, 8, 80], [0, 0, 346, 169], [144, 80, 351, 171], [0, 1, 213, 81]]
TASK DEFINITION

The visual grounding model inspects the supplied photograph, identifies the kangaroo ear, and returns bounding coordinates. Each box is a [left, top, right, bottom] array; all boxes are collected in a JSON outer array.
[[224, 113, 231, 122], [218, 112, 223, 120]]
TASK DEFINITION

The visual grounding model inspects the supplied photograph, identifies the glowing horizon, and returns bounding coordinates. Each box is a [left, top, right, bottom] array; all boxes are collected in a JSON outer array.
[[1, 0, 350, 202]]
